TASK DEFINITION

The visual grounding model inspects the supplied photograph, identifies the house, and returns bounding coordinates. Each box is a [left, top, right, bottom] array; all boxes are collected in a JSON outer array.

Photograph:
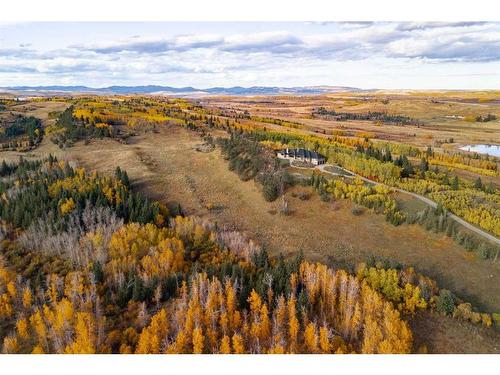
[[277, 148, 326, 165]]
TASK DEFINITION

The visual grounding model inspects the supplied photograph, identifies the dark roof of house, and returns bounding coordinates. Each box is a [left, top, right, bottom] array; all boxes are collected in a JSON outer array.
[[278, 148, 325, 160]]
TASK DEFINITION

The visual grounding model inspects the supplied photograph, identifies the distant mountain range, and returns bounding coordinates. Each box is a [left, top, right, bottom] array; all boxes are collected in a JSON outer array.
[[0, 85, 362, 96]]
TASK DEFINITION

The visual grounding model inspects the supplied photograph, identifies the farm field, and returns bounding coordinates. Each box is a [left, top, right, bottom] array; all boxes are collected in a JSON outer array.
[[1, 95, 499, 354]]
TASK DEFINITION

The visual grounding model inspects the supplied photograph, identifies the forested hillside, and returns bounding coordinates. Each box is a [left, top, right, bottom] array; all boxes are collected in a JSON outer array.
[[0, 157, 494, 353]]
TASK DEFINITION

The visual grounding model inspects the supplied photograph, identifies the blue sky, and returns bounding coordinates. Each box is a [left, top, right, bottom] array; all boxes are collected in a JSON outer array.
[[0, 22, 499, 89]]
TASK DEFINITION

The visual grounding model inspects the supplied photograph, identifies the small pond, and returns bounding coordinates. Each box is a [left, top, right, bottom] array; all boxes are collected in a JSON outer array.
[[459, 144, 500, 157]]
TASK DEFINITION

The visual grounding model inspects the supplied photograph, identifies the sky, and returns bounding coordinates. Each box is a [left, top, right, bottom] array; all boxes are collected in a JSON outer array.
[[0, 22, 499, 89]]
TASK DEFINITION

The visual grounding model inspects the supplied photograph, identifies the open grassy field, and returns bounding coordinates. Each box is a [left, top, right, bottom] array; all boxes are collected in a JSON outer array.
[[1, 98, 499, 353], [410, 310, 500, 354], [203, 91, 500, 152], [2, 100, 68, 127]]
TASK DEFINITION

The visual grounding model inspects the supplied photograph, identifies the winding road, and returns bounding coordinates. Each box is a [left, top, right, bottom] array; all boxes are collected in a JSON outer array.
[[315, 163, 500, 247]]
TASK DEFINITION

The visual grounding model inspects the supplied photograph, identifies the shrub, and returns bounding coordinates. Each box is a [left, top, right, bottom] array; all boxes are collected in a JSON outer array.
[[351, 206, 364, 216], [475, 243, 489, 260], [492, 313, 500, 327], [262, 177, 280, 202], [436, 289, 455, 315], [319, 190, 331, 202], [481, 313, 492, 327]]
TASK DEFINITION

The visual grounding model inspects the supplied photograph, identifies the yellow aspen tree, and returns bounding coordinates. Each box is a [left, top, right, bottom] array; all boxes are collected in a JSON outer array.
[[42, 305, 55, 328], [378, 304, 412, 354], [65, 312, 96, 354], [60, 197, 76, 215], [259, 304, 271, 344], [192, 327, 204, 354], [16, 318, 30, 340], [481, 314, 493, 327], [29, 310, 48, 351], [219, 311, 229, 334], [119, 344, 133, 354], [232, 333, 245, 354], [22, 287, 32, 309], [225, 280, 236, 328], [166, 330, 188, 354], [232, 310, 242, 333], [31, 345, 44, 354], [46, 275, 61, 304], [361, 317, 383, 354], [193, 225, 206, 247], [248, 290, 262, 319], [248, 289, 263, 350], [304, 322, 318, 353], [2, 336, 19, 354], [155, 213, 165, 226], [319, 326, 331, 354], [53, 298, 75, 337], [402, 284, 427, 314], [249, 320, 260, 351], [396, 323, 413, 354], [350, 302, 362, 341], [6, 281, 17, 299], [183, 304, 196, 343], [220, 335, 231, 354], [287, 296, 299, 353], [146, 329, 160, 354], [136, 308, 168, 354], [122, 327, 138, 350], [207, 327, 218, 353], [268, 344, 285, 354], [0, 295, 13, 319], [135, 330, 154, 354]]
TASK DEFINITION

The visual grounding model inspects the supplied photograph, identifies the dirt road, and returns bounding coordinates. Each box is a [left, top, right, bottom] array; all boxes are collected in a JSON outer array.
[[317, 164, 500, 247]]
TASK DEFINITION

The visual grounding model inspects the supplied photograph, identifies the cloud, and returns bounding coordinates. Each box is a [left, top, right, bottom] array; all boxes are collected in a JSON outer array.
[[0, 64, 37, 73], [386, 23, 500, 62], [222, 31, 303, 53], [394, 22, 488, 32], [73, 34, 224, 54], [68, 22, 500, 63], [1, 22, 499, 88], [387, 37, 500, 62]]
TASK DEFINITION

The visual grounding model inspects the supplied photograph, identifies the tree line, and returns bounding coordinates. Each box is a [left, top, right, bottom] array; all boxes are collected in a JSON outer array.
[[313, 107, 422, 125], [218, 131, 293, 202]]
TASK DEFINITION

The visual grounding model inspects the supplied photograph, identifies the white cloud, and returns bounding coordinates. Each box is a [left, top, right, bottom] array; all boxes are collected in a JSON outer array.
[[0, 22, 499, 88]]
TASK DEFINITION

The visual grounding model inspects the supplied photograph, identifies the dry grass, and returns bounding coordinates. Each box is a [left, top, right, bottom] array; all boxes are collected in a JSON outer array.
[[410, 310, 500, 354], [8, 100, 68, 127]]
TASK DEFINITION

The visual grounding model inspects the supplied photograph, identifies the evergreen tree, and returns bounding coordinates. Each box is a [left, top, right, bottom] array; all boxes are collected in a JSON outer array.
[[420, 158, 429, 172], [474, 177, 483, 190]]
